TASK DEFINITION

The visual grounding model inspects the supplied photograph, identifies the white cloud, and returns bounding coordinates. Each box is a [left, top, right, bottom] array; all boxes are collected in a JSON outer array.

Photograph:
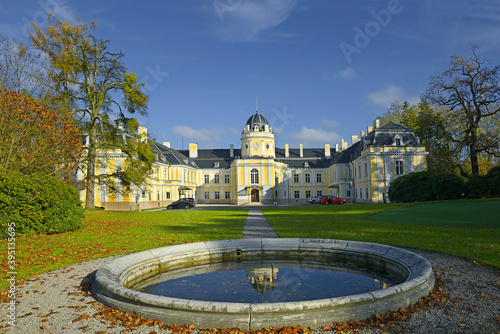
[[367, 85, 406, 107], [213, 0, 298, 41], [331, 67, 356, 80], [292, 127, 341, 146], [172, 126, 225, 143]]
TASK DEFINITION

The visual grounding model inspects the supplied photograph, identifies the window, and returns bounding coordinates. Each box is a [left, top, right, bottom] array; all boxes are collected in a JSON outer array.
[[165, 192, 170, 199], [294, 190, 300, 199], [347, 189, 351, 197], [366, 188, 369, 199], [156, 168, 159, 180], [316, 173, 322, 183], [354, 167, 357, 179], [358, 165, 361, 179], [214, 191, 220, 199], [364, 161, 368, 177], [317, 190, 322, 196], [204, 191, 210, 199], [204, 175, 209, 184], [275, 190, 278, 197], [224, 174, 230, 184], [293, 173, 299, 183], [395, 161, 404, 175], [157, 190, 160, 200], [224, 191, 230, 199], [305, 190, 311, 198], [359, 188, 362, 199], [214, 174, 220, 184], [396, 138, 401, 146], [305, 173, 311, 183], [251, 168, 259, 184]]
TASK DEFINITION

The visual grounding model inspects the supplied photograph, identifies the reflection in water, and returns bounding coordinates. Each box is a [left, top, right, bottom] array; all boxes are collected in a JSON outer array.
[[246, 265, 279, 294], [133, 259, 397, 303]]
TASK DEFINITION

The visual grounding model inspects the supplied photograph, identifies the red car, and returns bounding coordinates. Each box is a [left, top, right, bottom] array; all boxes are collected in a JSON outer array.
[[319, 195, 346, 205]]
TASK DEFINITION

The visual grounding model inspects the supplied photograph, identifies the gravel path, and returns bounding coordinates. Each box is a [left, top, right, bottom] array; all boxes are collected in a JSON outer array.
[[1, 211, 499, 333]]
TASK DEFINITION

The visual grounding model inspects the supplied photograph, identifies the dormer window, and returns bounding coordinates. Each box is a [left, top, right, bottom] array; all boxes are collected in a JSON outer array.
[[393, 134, 403, 146], [214, 162, 220, 168]]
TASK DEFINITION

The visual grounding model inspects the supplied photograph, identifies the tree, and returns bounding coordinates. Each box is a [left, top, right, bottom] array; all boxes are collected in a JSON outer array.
[[425, 46, 500, 178], [0, 90, 81, 176], [0, 35, 52, 99], [380, 99, 456, 174], [31, 16, 153, 209]]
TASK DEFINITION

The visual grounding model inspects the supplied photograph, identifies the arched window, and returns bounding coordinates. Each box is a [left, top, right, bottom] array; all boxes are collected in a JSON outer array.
[[251, 168, 259, 184]]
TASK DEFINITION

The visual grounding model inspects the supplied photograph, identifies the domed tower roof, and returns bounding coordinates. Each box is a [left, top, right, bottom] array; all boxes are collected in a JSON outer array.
[[245, 111, 269, 131]]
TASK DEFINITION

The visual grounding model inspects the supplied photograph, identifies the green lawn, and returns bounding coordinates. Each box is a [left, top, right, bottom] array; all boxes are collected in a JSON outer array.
[[0, 210, 247, 291], [262, 199, 500, 268], [1, 199, 499, 292]]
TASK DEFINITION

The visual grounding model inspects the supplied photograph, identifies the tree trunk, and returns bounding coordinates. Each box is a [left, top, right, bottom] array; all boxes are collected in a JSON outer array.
[[85, 127, 97, 209], [470, 128, 480, 176]]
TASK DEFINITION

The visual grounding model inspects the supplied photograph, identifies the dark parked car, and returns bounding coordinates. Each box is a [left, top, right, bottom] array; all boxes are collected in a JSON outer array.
[[319, 195, 346, 205], [167, 199, 195, 210]]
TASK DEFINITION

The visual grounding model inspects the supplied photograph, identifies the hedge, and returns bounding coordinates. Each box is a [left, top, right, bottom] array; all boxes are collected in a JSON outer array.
[[389, 168, 500, 202], [0, 168, 84, 238]]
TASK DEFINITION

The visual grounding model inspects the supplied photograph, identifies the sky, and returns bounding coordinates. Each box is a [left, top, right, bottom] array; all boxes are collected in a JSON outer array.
[[1, 0, 499, 150]]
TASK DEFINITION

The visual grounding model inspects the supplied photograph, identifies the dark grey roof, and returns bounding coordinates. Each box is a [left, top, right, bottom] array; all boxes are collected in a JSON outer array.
[[245, 111, 269, 131], [150, 142, 198, 167], [365, 121, 421, 146]]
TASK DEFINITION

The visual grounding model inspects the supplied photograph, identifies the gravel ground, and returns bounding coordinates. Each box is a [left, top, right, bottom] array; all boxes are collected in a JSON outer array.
[[1, 249, 498, 334]]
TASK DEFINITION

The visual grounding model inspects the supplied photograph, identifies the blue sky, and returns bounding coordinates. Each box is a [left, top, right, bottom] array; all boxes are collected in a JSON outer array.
[[1, 0, 499, 150]]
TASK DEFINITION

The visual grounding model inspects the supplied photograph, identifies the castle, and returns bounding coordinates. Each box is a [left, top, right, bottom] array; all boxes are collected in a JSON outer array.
[[78, 110, 428, 210]]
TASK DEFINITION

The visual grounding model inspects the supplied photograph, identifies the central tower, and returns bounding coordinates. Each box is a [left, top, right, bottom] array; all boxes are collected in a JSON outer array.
[[241, 110, 275, 158]]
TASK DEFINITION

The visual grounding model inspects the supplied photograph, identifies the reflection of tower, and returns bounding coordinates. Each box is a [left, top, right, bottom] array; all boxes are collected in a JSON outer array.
[[246, 265, 279, 294]]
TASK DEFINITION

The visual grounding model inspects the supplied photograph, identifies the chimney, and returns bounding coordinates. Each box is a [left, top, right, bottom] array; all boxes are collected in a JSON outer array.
[[360, 130, 365, 138], [367, 125, 374, 134], [138, 126, 147, 142], [189, 143, 198, 158], [163, 141, 170, 148], [351, 135, 359, 145], [285, 144, 289, 158], [341, 139, 348, 150], [336, 143, 340, 152], [299, 144, 303, 158], [230, 144, 234, 157], [373, 118, 380, 129], [325, 144, 331, 157]]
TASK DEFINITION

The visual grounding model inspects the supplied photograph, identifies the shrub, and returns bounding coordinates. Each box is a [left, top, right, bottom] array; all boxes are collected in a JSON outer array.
[[486, 166, 500, 197], [464, 174, 489, 199], [432, 174, 465, 200], [388, 171, 435, 202], [0, 168, 84, 238]]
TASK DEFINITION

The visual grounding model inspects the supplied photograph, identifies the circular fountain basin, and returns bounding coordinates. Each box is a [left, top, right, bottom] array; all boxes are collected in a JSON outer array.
[[93, 238, 434, 330]]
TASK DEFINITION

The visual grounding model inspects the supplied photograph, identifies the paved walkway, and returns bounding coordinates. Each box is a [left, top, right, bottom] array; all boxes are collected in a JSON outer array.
[[242, 210, 279, 238]]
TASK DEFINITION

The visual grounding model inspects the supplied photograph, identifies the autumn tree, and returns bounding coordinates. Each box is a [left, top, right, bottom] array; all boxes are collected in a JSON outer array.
[[31, 16, 154, 209], [380, 99, 457, 175], [0, 90, 81, 175], [425, 46, 500, 178]]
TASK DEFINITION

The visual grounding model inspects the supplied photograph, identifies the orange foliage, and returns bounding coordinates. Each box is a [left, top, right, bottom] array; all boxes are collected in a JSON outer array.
[[0, 90, 82, 176]]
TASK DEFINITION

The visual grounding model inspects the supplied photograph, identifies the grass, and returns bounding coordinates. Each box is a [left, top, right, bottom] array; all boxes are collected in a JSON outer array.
[[1, 199, 499, 292], [0, 210, 247, 291], [262, 199, 500, 268]]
